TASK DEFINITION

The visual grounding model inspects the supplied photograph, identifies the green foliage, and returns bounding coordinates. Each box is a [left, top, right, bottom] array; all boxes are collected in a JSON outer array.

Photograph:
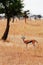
[[0, 8, 4, 13], [37, 15, 42, 18], [0, 0, 24, 18], [23, 10, 30, 18]]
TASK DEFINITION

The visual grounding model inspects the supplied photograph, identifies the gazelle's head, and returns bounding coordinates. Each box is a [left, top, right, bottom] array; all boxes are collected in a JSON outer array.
[[21, 36, 25, 41]]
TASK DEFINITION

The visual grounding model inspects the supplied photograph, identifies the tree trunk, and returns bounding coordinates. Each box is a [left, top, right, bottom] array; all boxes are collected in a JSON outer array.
[[12, 16, 14, 23], [1, 18, 10, 40], [25, 17, 26, 23]]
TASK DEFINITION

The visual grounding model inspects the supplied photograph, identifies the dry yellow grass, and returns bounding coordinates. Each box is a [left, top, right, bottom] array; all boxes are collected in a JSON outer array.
[[0, 18, 43, 65]]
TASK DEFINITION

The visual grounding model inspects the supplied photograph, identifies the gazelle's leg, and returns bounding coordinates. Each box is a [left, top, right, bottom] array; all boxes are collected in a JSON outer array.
[[33, 42, 35, 46], [26, 44, 28, 48]]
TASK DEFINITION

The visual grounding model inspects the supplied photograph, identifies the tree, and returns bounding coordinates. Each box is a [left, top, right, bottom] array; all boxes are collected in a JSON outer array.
[[12, 0, 24, 22], [23, 10, 30, 23], [37, 15, 42, 19], [0, 0, 24, 40], [33, 15, 37, 22]]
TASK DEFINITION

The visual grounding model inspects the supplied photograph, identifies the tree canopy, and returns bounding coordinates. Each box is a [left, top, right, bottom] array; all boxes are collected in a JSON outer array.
[[23, 10, 30, 23], [0, 0, 24, 18]]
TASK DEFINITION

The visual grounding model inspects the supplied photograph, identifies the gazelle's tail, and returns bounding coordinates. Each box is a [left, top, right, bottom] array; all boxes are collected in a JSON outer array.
[[35, 40, 38, 43], [33, 40, 38, 46]]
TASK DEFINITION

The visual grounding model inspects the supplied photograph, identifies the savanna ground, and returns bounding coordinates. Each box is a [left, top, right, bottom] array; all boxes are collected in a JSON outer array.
[[0, 18, 43, 65]]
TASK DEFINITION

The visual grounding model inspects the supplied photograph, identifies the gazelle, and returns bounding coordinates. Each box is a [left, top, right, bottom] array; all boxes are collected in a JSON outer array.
[[21, 36, 38, 47]]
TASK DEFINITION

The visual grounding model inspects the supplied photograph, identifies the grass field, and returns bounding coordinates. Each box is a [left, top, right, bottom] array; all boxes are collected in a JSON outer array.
[[0, 18, 43, 65]]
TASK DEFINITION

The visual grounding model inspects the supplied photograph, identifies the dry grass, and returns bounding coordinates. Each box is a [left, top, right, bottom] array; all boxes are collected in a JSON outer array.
[[0, 18, 43, 65]]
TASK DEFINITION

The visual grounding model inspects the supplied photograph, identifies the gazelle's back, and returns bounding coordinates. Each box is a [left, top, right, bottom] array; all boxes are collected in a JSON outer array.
[[23, 39, 38, 44]]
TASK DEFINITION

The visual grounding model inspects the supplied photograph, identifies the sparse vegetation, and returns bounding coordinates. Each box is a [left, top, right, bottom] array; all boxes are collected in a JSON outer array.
[[0, 0, 43, 65]]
